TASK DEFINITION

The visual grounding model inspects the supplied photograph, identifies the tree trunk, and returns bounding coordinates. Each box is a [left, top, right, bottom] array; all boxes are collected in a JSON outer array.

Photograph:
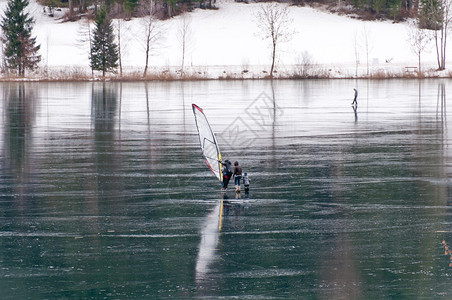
[[143, 46, 149, 77], [117, 20, 122, 77], [69, 0, 74, 17], [79, 0, 87, 13], [442, 28, 447, 69], [440, 27, 445, 69], [167, 3, 172, 18], [181, 46, 185, 75], [19, 59, 24, 76], [270, 41, 276, 78], [435, 26, 446, 71], [418, 52, 421, 74], [435, 31, 441, 69], [181, 34, 185, 75]]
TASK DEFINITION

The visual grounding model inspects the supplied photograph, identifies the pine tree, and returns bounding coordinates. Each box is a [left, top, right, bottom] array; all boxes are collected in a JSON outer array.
[[418, 0, 443, 30], [1, 0, 41, 77], [124, 0, 138, 17], [90, 9, 119, 77]]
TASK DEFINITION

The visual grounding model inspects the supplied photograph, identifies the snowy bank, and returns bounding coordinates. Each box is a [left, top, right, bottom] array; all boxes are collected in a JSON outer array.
[[1, 0, 451, 79]]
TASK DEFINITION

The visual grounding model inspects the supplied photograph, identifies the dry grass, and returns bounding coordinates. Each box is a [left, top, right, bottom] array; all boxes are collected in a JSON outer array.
[[0, 65, 451, 81]]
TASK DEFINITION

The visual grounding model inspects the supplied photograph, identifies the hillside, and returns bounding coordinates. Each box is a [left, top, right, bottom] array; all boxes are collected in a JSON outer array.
[[0, 0, 448, 78]]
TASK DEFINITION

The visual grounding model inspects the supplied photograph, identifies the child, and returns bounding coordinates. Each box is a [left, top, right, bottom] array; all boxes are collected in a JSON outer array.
[[243, 172, 250, 193]]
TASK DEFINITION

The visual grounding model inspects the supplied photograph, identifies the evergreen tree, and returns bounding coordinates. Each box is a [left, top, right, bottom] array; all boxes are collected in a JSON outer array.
[[418, 0, 443, 30], [1, 0, 41, 77], [90, 9, 119, 77], [124, 0, 139, 16]]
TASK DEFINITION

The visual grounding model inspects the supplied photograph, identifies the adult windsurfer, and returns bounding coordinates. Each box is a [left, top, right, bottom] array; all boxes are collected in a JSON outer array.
[[221, 160, 233, 190]]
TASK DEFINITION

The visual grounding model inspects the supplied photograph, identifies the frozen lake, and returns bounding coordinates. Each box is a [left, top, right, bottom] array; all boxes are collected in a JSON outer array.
[[1, 80, 452, 298]]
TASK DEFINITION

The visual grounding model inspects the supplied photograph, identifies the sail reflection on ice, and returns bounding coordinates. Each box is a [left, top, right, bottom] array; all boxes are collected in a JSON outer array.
[[195, 200, 223, 282]]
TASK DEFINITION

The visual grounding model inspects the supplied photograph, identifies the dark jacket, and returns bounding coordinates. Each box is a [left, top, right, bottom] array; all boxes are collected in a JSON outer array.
[[233, 165, 242, 177], [222, 160, 233, 175]]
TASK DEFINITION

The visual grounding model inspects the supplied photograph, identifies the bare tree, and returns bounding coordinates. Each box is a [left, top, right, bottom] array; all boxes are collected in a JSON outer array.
[[255, 3, 295, 78], [353, 31, 360, 77], [139, 0, 162, 77], [177, 13, 193, 76], [407, 20, 432, 74], [420, 0, 452, 70], [68, 0, 74, 18], [115, 19, 131, 77], [295, 50, 313, 77], [434, 0, 452, 70], [79, 0, 87, 14], [361, 25, 372, 76], [76, 18, 93, 76], [0, 40, 5, 72]]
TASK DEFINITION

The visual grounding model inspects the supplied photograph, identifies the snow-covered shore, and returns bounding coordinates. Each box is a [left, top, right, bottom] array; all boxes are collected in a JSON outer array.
[[1, 0, 452, 80]]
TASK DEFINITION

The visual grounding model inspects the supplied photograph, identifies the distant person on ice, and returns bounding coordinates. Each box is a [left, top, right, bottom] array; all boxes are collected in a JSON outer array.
[[221, 160, 233, 190], [352, 88, 358, 106], [243, 172, 250, 193], [233, 161, 242, 192]]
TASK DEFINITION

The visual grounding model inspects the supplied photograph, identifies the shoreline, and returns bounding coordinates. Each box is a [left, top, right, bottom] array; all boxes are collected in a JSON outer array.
[[1, 64, 451, 82]]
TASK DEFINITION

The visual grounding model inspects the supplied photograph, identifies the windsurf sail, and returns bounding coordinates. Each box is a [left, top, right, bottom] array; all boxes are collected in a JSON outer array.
[[192, 104, 222, 182]]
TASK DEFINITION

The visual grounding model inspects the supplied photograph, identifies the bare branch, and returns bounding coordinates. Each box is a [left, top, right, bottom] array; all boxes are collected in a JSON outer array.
[[138, 0, 164, 77], [407, 20, 432, 74], [254, 3, 296, 77], [177, 13, 194, 75]]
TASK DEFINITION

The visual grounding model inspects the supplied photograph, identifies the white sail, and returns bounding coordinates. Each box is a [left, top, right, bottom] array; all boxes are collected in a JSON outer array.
[[192, 104, 222, 182]]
